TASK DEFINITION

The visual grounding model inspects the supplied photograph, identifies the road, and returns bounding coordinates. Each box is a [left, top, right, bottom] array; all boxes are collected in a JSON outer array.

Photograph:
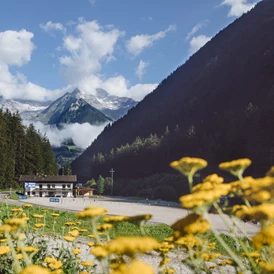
[[0, 194, 260, 236]]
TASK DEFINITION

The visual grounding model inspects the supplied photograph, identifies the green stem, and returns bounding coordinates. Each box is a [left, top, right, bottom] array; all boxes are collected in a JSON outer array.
[[204, 212, 246, 272]]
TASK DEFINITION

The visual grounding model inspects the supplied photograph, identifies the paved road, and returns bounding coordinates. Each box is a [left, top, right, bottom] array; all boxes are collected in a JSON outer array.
[[1, 195, 260, 237]]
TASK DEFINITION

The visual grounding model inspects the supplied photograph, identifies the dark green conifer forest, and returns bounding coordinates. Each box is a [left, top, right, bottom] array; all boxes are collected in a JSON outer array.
[[0, 109, 58, 189]]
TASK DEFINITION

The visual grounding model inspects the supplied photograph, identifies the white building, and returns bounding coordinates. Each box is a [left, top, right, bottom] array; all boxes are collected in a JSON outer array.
[[19, 175, 77, 198]]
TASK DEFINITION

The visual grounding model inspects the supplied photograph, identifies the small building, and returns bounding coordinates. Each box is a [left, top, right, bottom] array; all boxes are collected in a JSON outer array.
[[19, 175, 77, 198], [77, 187, 95, 197]]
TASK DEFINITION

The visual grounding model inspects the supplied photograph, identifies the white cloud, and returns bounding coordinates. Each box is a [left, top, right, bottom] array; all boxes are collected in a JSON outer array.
[[0, 29, 35, 66], [135, 60, 149, 80], [60, 20, 125, 84], [186, 21, 208, 41], [188, 35, 212, 55], [0, 29, 63, 101], [23, 121, 106, 149], [126, 24, 176, 56], [221, 0, 257, 17], [89, 0, 96, 5], [40, 21, 66, 33], [76, 74, 157, 101]]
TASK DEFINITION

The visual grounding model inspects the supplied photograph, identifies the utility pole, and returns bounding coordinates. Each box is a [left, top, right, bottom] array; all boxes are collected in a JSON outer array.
[[110, 168, 115, 196]]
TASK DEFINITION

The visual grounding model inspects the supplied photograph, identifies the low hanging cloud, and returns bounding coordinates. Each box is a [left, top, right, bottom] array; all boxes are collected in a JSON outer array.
[[135, 60, 149, 80], [188, 34, 212, 55], [23, 120, 107, 149], [76, 74, 157, 101], [126, 24, 176, 56], [221, 0, 259, 17]]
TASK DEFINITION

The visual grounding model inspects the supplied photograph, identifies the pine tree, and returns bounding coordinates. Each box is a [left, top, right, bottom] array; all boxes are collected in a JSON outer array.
[[97, 175, 105, 196]]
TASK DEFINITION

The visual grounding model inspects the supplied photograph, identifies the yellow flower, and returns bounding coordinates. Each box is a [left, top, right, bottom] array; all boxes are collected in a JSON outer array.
[[88, 234, 96, 238], [159, 257, 171, 267], [35, 223, 46, 228], [253, 224, 274, 249], [90, 246, 108, 258], [0, 224, 14, 232], [106, 236, 159, 256], [22, 246, 39, 253], [64, 222, 75, 226], [23, 204, 33, 208], [96, 224, 113, 232], [219, 158, 251, 177], [171, 213, 210, 236], [0, 246, 11, 255], [80, 261, 93, 267], [158, 242, 175, 253], [68, 230, 79, 237], [160, 267, 176, 274], [79, 272, 89, 274], [78, 228, 88, 232], [180, 184, 231, 209], [103, 216, 128, 223], [20, 265, 50, 274], [234, 204, 274, 222], [33, 214, 44, 219], [203, 174, 224, 184], [44, 257, 57, 264], [126, 214, 152, 223], [16, 253, 24, 260], [51, 213, 60, 217], [175, 235, 204, 249], [111, 260, 154, 274], [76, 206, 107, 218], [259, 261, 274, 272], [170, 157, 207, 178], [49, 260, 62, 269], [41, 210, 48, 213], [5, 218, 27, 227], [218, 259, 234, 265], [72, 248, 81, 255], [63, 236, 75, 242], [242, 251, 260, 258], [87, 242, 95, 247], [194, 252, 221, 261]]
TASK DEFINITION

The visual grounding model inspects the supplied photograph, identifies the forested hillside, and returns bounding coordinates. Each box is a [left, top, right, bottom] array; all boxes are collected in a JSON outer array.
[[72, 0, 274, 183], [0, 109, 58, 188]]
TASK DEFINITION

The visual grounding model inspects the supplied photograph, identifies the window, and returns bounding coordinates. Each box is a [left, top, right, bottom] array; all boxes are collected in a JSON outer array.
[[67, 184, 71, 189], [39, 185, 42, 189], [47, 184, 51, 189], [62, 185, 65, 189], [52, 184, 55, 188]]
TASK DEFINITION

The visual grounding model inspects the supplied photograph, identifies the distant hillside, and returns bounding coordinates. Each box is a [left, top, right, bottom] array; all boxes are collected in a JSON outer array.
[[72, 0, 274, 182]]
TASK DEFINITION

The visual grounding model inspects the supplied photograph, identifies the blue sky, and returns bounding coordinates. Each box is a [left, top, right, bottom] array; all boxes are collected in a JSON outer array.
[[0, 0, 260, 102]]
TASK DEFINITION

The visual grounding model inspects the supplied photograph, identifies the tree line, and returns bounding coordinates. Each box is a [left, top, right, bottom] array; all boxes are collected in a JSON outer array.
[[0, 109, 58, 189]]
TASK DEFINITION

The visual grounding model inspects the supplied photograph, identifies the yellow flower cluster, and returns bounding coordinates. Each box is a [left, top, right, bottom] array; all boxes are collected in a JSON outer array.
[[104, 236, 159, 256], [219, 158, 251, 177], [171, 213, 210, 236], [76, 206, 108, 218], [111, 259, 154, 274], [234, 204, 274, 222], [170, 157, 207, 177], [180, 184, 231, 209]]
